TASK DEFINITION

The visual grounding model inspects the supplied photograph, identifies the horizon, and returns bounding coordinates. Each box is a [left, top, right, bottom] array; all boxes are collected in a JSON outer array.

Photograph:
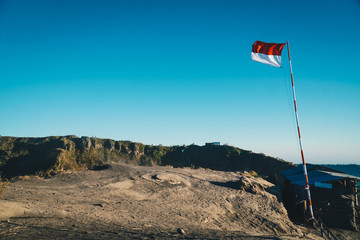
[[1, 0, 359, 165]]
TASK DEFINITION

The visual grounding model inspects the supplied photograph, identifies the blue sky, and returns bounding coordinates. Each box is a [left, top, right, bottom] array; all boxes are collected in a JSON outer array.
[[1, 0, 359, 164]]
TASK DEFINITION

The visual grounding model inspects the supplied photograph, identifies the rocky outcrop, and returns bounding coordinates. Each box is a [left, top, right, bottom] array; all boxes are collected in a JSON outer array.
[[77, 137, 92, 151], [0, 136, 295, 181]]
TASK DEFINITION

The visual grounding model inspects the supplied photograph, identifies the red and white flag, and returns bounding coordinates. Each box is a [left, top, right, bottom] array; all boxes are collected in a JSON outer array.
[[251, 41, 286, 67]]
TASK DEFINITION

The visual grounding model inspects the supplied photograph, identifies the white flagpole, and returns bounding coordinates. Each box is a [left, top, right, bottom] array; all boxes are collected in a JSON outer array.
[[286, 41, 315, 222]]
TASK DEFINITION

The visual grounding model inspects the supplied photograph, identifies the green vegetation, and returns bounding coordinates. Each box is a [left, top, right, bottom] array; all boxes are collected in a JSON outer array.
[[0, 136, 295, 183]]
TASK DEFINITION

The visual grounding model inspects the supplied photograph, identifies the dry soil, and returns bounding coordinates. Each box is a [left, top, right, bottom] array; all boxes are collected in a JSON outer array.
[[0, 163, 358, 239]]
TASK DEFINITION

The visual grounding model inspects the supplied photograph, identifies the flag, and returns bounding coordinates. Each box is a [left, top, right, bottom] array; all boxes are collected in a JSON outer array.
[[251, 41, 286, 67]]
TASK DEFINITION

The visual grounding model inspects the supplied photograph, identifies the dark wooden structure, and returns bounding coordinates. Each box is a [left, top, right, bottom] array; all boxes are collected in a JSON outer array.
[[281, 164, 360, 230]]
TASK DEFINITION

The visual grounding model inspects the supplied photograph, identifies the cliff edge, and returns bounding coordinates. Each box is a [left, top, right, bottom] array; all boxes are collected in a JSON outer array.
[[0, 136, 294, 183]]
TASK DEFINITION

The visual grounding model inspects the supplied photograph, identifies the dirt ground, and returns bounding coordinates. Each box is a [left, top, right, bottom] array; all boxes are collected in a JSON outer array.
[[0, 163, 358, 239]]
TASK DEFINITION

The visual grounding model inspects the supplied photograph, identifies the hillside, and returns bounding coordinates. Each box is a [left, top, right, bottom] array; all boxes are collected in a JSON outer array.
[[0, 136, 294, 183], [1, 137, 359, 239], [1, 163, 311, 239]]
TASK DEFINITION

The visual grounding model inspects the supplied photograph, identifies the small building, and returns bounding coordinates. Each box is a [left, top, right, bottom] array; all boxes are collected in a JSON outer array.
[[281, 164, 360, 230], [205, 142, 221, 146]]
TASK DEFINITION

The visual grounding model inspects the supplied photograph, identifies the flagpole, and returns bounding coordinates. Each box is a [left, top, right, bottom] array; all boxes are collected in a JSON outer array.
[[286, 41, 315, 222]]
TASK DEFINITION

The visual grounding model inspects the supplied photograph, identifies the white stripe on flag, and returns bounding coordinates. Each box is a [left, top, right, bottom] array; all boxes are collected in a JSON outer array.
[[251, 52, 282, 68]]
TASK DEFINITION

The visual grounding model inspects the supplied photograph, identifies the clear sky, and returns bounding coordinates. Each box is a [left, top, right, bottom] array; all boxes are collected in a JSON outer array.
[[1, 0, 359, 164]]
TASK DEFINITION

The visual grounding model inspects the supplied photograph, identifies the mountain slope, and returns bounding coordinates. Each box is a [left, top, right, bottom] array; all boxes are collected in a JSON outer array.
[[0, 163, 305, 239], [0, 136, 294, 183]]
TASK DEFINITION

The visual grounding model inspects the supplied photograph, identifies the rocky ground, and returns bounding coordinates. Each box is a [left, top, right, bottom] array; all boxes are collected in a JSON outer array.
[[0, 163, 358, 239]]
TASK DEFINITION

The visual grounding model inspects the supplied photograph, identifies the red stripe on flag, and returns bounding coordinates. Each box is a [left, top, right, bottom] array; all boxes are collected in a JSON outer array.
[[252, 41, 285, 56]]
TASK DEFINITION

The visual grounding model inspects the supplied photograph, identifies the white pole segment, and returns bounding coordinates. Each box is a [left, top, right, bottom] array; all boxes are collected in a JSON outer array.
[[286, 41, 315, 221]]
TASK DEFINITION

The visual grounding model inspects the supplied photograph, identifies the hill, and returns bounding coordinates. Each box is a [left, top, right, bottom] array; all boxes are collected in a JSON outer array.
[[0, 136, 294, 183], [2, 136, 359, 239], [1, 163, 308, 239]]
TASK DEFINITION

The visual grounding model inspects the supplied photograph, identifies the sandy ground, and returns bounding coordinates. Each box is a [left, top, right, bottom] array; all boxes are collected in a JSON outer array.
[[0, 163, 358, 239]]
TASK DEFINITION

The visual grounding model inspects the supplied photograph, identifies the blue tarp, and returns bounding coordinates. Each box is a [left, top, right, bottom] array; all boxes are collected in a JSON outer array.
[[281, 165, 360, 186], [281, 164, 318, 177]]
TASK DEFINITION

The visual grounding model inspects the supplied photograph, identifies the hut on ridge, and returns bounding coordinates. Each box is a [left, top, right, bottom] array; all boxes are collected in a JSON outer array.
[[281, 164, 360, 230]]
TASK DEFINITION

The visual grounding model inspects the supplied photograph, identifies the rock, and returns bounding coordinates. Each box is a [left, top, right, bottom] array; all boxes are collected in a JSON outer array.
[[91, 138, 103, 149], [238, 175, 274, 194], [80, 137, 92, 151], [177, 228, 186, 235], [115, 141, 122, 151], [104, 139, 114, 151]]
